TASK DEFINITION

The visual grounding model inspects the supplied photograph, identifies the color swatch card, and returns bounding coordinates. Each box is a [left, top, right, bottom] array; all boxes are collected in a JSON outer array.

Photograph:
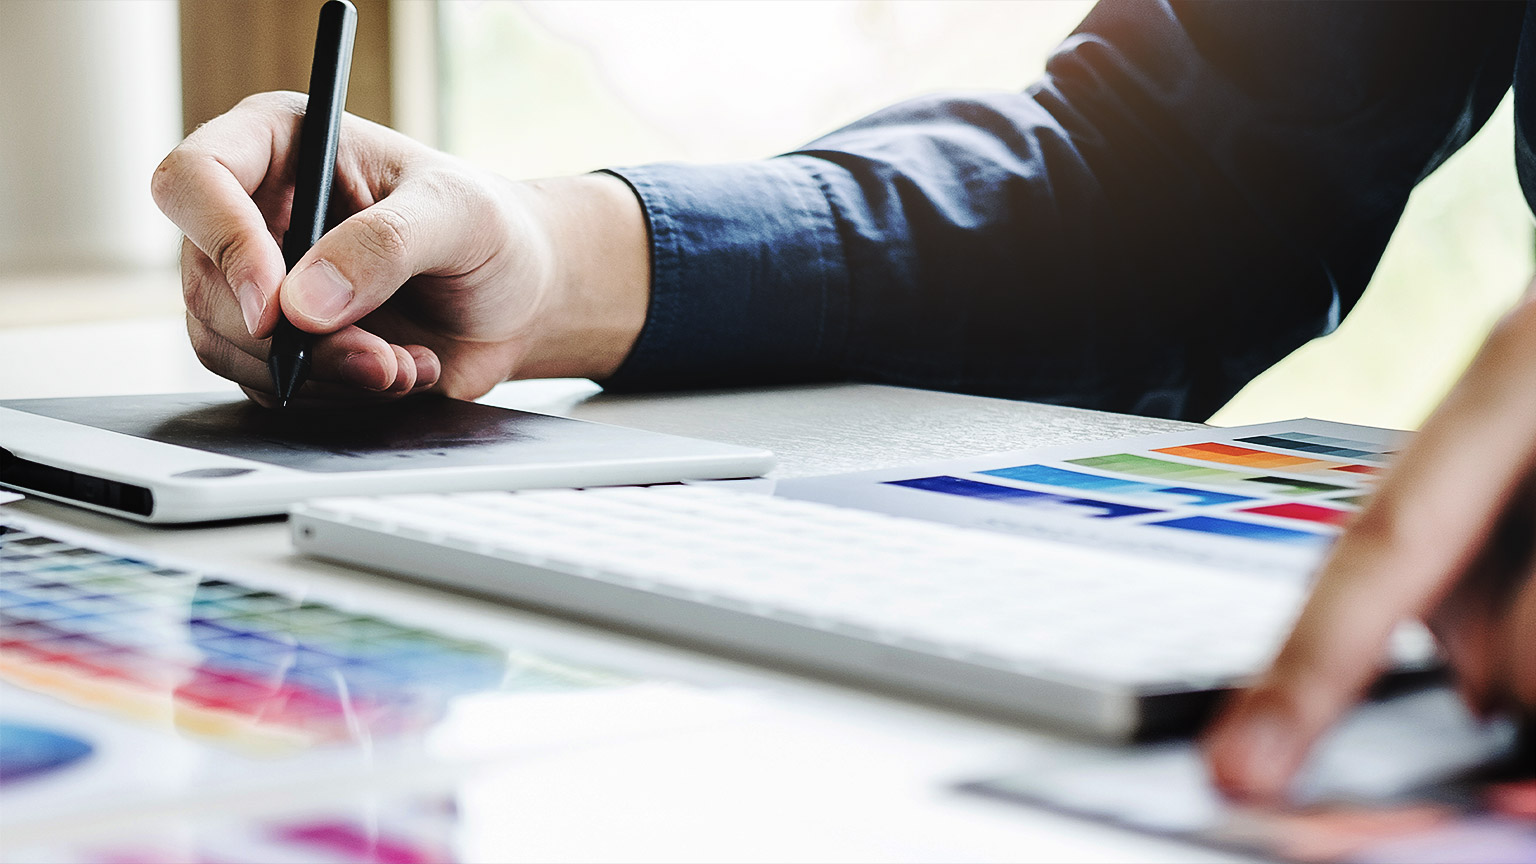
[[778, 419, 1400, 576], [0, 513, 762, 847]]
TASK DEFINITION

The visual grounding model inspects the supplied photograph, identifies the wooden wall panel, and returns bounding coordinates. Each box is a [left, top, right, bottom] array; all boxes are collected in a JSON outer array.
[[179, 0, 392, 135]]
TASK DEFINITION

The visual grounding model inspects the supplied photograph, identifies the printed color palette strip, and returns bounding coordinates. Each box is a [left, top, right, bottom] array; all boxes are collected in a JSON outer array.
[[1240, 502, 1352, 526], [1150, 516, 1327, 546], [890, 476, 1159, 518], [1068, 454, 1350, 496], [981, 464, 1255, 507], [1155, 442, 1323, 470], [1236, 433, 1391, 462], [1153, 442, 1376, 477]]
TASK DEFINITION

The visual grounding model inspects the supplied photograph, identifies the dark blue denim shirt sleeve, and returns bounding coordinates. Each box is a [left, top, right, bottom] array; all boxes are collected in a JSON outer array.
[[603, 0, 1523, 421], [596, 159, 850, 388]]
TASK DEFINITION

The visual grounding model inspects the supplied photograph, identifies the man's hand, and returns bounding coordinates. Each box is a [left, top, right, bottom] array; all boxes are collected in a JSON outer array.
[[151, 92, 649, 406], [1204, 280, 1536, 799]]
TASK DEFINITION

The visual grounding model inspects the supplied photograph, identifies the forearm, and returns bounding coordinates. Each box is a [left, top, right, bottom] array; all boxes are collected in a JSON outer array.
[[595, 0, 1519, 419]]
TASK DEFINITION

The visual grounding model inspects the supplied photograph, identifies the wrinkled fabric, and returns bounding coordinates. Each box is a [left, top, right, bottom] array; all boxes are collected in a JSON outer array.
[[604, 1, 1527, 421]]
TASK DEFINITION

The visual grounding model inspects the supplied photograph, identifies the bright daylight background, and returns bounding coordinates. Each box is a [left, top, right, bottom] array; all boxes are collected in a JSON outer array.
[[438, 0, 1533, 430]]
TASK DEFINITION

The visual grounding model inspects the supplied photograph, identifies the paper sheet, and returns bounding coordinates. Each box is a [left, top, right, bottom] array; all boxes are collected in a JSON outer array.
[[961, 689, 1534, 864]]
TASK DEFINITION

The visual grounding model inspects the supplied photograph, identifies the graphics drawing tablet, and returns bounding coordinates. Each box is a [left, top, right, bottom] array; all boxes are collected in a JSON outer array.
[[0, 392, 775, 523]]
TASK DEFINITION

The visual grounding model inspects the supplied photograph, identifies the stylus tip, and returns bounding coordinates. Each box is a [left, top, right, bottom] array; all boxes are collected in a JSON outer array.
[[268, 352, 307, 409]]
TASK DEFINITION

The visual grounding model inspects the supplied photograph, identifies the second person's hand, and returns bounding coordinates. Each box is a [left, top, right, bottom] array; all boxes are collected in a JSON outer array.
[[1203, 279, 1536, 800], [152, 91, 650, 406]]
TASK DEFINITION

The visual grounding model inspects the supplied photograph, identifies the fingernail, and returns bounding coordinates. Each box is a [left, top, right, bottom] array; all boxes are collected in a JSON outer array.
[[1222, 707, 1297, 799], [236, 282, 266, 336], [340, 350, 389, 391], [412, 350, 440, 390], [387, 346, 415, 393], [287, 260, 353, 324]]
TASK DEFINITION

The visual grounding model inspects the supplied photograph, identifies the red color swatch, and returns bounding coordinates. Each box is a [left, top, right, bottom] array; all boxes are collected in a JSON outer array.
[[1240, 502, 1353, 526]]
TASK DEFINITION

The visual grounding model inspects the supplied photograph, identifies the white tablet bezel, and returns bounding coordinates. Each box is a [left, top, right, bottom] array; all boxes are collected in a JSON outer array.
[[0, 401, 775, 523]]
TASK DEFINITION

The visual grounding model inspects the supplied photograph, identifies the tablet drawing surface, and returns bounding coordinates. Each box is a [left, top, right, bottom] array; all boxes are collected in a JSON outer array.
[[6, 393, 633, 473]]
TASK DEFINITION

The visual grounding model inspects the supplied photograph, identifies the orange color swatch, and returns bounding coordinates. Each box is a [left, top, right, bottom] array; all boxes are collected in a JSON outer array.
[[1154, 442, 1328, 470]]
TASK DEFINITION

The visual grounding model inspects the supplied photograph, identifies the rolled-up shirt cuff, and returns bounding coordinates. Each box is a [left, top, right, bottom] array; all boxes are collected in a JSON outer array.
[[598, 158, 849, 391]]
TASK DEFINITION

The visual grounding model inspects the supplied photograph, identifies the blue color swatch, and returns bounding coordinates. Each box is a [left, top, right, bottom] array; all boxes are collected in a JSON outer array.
[[0, 722, 93, 786], [981, 464, 1255, 507], [890, 476, 1159, 519], [1149, 516, 1327, 546]]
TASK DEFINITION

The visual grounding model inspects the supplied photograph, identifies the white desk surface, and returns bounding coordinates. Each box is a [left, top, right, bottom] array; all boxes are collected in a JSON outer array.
[[0, 313, 1250, 863]]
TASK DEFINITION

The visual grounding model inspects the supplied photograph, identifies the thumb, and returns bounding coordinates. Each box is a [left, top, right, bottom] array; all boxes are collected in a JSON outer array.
[[279, 180, 467, 332]]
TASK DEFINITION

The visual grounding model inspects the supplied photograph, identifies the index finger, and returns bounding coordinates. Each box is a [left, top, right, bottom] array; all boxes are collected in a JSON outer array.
[[1204, 290, 1536, 800], [151, 93, 304, 335]]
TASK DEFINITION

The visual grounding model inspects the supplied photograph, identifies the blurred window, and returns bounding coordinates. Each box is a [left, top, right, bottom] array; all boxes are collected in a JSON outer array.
[[438, 0, 1532, 428]]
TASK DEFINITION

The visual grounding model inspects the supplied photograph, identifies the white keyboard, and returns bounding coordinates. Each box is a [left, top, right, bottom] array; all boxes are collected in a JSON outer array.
[[290, 485, 1438, 740]]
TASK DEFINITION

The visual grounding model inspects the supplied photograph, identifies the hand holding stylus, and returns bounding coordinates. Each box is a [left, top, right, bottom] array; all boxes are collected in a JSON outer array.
[[152, 101, 649, 407]]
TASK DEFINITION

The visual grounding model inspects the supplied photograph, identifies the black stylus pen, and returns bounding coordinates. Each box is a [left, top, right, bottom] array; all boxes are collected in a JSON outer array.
[[269, 0, 357, 408]]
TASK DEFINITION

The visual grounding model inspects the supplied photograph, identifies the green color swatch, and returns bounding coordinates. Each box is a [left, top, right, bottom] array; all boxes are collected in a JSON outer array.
[[1068, 454, 1348, 496]]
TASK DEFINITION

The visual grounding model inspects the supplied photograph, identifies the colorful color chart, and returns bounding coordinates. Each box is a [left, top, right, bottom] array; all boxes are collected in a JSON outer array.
[[855, 424, 1399, 550], [1067, 454, 1350, 496], [0, 524, 625, 755]]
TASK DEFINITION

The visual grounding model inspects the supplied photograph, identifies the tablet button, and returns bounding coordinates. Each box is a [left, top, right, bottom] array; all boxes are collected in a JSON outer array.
[[173, 468, 255, 479]]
